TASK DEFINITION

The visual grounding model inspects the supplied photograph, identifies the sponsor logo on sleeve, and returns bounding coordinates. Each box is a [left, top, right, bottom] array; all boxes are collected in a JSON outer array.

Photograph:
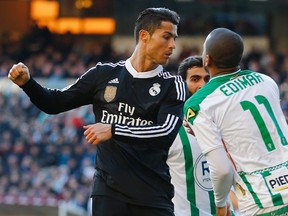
[[194, 154, 213, 191]]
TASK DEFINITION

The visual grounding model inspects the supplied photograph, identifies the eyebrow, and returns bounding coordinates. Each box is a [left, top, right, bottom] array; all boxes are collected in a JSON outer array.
[[163, 31, 178, 38], [189, 75, 201, 79]]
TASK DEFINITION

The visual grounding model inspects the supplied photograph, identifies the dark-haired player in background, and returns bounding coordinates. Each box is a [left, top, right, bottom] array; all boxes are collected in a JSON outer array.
[[167, 56, 215, 216], [8, 7, 186, 216]]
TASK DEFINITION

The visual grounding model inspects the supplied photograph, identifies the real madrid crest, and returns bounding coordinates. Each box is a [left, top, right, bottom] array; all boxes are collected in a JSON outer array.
[[104, 86, 117, 102], [149, 83, 161, 96]]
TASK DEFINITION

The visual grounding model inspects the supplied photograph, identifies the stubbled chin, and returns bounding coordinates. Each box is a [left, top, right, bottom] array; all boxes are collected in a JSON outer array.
[[154, 57, 170, 66], [161, 58, 170, 65]]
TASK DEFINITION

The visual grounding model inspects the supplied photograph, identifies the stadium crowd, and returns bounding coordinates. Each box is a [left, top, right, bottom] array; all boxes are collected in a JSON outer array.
[[1, 26, 288, 214]]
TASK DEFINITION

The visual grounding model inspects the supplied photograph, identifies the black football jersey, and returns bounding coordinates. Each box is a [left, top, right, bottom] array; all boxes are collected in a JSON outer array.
[[22, 59, 186, 209]]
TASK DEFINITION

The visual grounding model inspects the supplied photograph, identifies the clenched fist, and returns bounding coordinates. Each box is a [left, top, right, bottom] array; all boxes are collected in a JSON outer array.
[[8, 62, 31, 87]]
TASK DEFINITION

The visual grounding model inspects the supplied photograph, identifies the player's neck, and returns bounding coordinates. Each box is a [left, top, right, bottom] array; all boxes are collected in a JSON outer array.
[[212, 66, 240, 77], [130, 50, 159, 72]]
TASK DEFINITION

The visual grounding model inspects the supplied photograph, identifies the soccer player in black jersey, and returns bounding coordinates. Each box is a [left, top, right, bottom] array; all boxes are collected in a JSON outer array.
[[8, 7, 186, 216]]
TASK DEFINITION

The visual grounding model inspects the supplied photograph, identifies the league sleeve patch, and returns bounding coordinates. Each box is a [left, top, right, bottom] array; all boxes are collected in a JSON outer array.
[[186, 108, 196, 121]]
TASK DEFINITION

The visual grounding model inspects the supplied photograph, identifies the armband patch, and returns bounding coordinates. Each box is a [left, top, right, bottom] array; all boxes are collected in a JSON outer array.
[[186, 108, 196, 120]]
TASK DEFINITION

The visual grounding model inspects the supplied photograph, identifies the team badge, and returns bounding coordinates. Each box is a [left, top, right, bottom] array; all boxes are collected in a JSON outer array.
[[104, 86, 117, 102], [186, 108, 195, 120], [149, 83, 161, 96]]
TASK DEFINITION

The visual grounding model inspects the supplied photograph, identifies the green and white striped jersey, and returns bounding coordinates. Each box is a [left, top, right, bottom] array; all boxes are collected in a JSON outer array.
[[184, 70, 288, 215], [167, 126, 216, 216]]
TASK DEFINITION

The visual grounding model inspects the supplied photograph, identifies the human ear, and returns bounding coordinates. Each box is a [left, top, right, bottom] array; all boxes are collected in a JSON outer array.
[[139, 29, 150, 42], [204, 55, 211, 67]]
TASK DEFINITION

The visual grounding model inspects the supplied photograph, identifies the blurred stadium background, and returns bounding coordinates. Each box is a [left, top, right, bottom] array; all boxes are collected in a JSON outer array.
[[0, 0, 288, 215]]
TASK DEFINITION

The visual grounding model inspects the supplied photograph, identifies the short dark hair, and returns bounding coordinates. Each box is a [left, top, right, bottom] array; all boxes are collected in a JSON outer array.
[[205, 28, 243, 69], [178, 56, 203, 80], [134, 8, 180, 44]]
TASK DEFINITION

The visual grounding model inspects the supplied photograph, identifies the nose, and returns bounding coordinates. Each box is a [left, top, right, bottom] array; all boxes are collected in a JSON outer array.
[[199, 79, 206, 88], [169, 38, 176, 49]]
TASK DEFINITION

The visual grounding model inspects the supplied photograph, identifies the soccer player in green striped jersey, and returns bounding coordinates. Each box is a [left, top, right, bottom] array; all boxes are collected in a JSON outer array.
[[167, 56, 214, 216], [184, 28, 288, 216], [168, 56, 238, 216]]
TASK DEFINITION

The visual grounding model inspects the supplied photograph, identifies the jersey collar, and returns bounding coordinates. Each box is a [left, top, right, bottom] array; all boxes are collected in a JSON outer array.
[[209, 69, 241, 81], [125, 58, 163, 78]]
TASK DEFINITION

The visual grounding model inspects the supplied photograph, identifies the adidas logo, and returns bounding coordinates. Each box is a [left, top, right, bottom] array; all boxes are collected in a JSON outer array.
[[108, 78, 119, 84]]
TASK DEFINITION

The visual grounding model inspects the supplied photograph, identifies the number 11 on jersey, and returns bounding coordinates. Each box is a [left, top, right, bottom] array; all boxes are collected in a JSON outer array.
[[240, 95, 288, 152]]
